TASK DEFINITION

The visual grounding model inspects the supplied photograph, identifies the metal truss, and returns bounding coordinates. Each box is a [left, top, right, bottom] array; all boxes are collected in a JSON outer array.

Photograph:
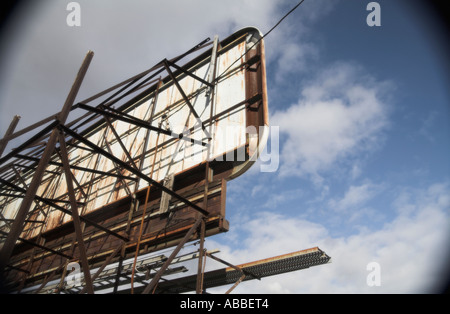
[[0, 28, 329, 295], [0, 37, 216, 293]]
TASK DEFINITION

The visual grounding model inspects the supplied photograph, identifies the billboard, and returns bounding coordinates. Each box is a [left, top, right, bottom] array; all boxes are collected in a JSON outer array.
[[0, 27, 268, 289]]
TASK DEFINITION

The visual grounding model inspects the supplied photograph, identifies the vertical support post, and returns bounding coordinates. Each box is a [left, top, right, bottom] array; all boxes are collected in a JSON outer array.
[[58, 132, 94, 294], [130, 115, 163, 293], [206, 35, 219, 97], [196, 162, 213, 294], [195, 219, 206, 294], [113, 197, 136, 294], [0, 50, 94, 276], [102, 136, 133, 196], [130, 187, 149, 294], [196, 35, 218, 294], [159, 173, 174, 214], [0, 115, 21, 158], [113, 245, 127, 294]]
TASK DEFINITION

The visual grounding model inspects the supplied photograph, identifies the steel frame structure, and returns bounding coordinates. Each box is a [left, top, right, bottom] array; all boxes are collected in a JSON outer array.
[[0, 28, 329, 294], [19, 246, 330, 294]]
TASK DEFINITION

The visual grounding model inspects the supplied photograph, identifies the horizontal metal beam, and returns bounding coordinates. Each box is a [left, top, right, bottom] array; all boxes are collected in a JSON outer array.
[[0, 218, 45, 224], [77, 104, 208, 147], [15, 154, 138, 182], [4, 264, 30, 275], [0, 191, 86, 207], [0, 230, 72, 259]]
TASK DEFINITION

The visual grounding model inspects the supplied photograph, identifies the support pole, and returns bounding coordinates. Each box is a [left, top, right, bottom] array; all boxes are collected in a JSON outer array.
[[0, 115, 21, 158], [58, 132, 95, 294], [130, 117, 162, 293], [195, 219, 206, 294], [0, 51, 94, 277], [196, 36, 218, 294]]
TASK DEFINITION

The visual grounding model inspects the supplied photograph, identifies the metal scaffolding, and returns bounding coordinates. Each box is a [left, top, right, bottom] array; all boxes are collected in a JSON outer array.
[[0, 27, 329, 294]]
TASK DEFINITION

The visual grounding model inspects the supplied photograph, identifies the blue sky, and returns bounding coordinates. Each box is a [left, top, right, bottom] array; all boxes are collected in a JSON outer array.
[[0, 0, 449, 293], [207, 0, 450, 293]]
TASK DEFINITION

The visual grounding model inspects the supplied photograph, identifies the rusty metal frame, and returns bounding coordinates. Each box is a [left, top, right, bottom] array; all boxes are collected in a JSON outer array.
[[0, 37, 216, 292], [142, 247, 331, 294], [60, 247, 329, 294], [0, 28, 275, 294]]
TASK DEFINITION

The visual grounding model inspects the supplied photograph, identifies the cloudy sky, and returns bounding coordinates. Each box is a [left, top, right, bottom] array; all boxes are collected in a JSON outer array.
[[0, 0, 449, 294]]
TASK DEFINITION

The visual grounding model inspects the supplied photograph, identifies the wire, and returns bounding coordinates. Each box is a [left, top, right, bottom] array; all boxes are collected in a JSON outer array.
[[215, 0, 306, 81], [264, 0, 306, 39]]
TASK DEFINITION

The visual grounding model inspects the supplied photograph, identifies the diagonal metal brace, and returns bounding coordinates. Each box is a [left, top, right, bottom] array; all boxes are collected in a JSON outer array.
[[59, 124, 209, 216], [141, 217, 203, 294], [163, 60, 211, 140], [0, 230, 72, 260], [164, 59, 214, 88], [206, 252, 261, 280]]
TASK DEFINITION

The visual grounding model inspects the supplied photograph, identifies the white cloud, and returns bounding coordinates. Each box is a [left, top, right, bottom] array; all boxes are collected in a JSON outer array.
[[328, 182, 380, 212], [264, 0, 339, 85], [274, 41, 318, 83], [271, 63, 391, 183], [205, 181, 450, 293]]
